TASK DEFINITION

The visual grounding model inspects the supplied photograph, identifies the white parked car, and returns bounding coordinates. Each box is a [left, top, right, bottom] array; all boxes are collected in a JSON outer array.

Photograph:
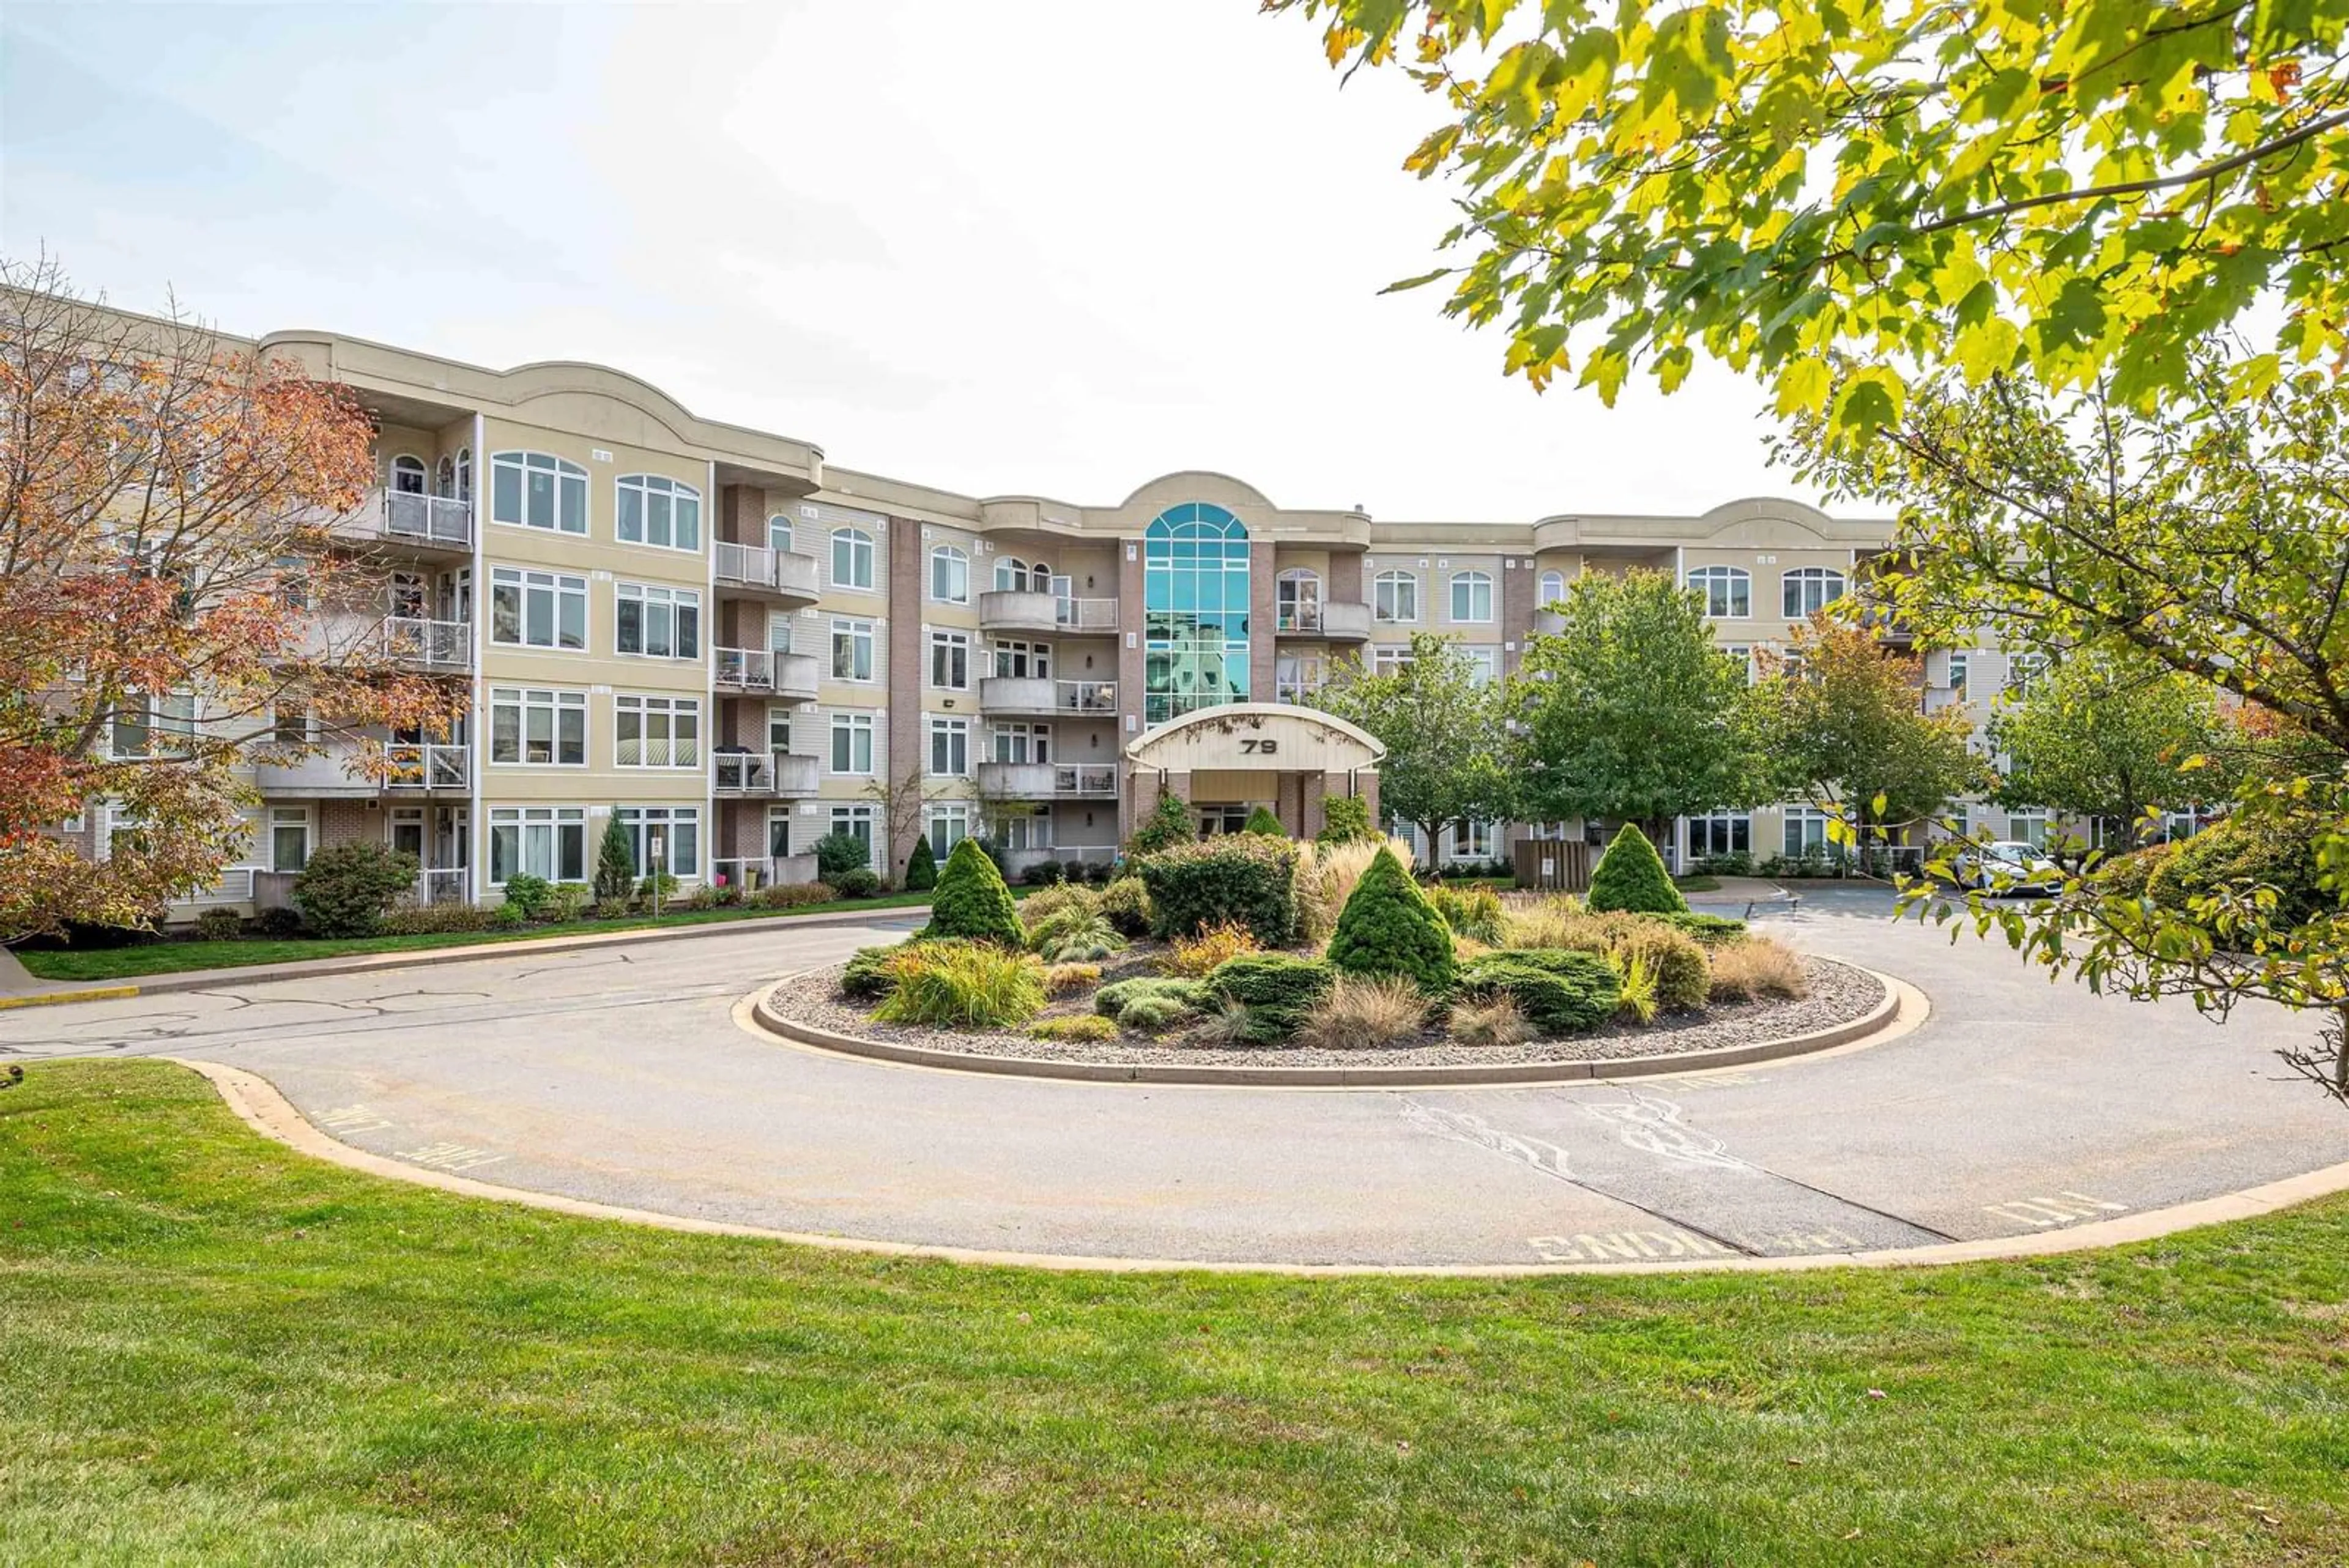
[[1953, 839, 2064, 894]]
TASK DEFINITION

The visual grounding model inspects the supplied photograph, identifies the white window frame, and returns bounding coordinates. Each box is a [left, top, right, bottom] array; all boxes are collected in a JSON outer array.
[[928, 715, 970, 777], [767, 515, 795, 553], [765, 704, 794, 754], [489, 686, 588, 768], [1463, 647, 1499, 686], [1373, 570, 1419, 624], [991, 639, 1050, 679], [1783, 806, 1833, 858], [992, 722, 1050, 764], [615, 582, 701, 661], [1687, 565, 1752, 619], [1537, 569, 1566, 608], [929, 629, 970, 689], [829, 712, 876, 776], [614, 473, 702, 552], [268, 805, 312, 874], [614, 693, 702, 770], [2006, 651, 2047, 697], [488, 805, 588, 886], [929, 544, 970, 604], [1948, 651, 1971, 696], [1449, 569, 1494, 623], [1371, 645, 1412, 675], [390, 453, 428, 494], [831, 527, 876, 590], [615, 805, 700, 879], [1781, 567, 1848, 619], [1688, 811, 1753, 859], [829, 803, 878, 869], [830, 617, 875, 683], [489, 450, 588, 535], [491, 566, 588, 652], [109, 691, 195, 760], [928, 802, 972, 860]]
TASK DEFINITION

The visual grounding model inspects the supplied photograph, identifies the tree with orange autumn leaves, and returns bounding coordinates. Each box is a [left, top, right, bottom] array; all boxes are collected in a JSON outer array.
[[1, 257, 466, 940]]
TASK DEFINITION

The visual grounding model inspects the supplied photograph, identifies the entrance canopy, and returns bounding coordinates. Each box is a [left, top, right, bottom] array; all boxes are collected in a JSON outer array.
[[1124, 704, 1385, 776]]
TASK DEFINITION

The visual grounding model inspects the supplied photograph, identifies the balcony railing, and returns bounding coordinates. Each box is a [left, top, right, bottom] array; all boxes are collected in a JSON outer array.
[[714, 541, 820, 601], [979, 676, 1117, 716], [1056, 679, 1116, 714], [713, 648, 819, 699], [382, 491, 473, 548], [185, 868, 257, 907], [383, 616, 472, 670], [415, 868, 470, 906], [712, 749, 820, 795], [385, 743, 469, 790], [711, 852, 820, 890], [1055, 765, 1118, 797], [1274, 600, 1371, 639], [1056, 596, 1119, 632], [1001, 844, 1118, 879]]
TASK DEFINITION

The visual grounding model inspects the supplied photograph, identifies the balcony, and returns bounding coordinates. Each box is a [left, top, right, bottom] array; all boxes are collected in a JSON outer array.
[[977, 762, 1120, 800], [383, 616, 473, 671], [978, 591, 1121, 636], [1056, 596, 1119, 634], [1274, 600, 1373, 642], [978, 677, 1117, 719], [1533, 609, 1567, 637], [713, 541, 821, 606], [711, 852, 820, 890], [712, 749, 820, 797], [385, 743, 470, 792], [713, 648, 820, 700], [332, 489, 473, 555], [414, 868, 470, 907]]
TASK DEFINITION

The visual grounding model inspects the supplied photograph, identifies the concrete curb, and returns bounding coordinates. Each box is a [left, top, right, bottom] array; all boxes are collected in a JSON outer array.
[[168, 1053, 2349, 1277], [0, 905, 928, 1006], [749, 960, 1909, 1088]]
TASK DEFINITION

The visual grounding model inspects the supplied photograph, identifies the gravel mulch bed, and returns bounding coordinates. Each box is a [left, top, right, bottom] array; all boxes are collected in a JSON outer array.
[[771, 949, 1886, 1070]]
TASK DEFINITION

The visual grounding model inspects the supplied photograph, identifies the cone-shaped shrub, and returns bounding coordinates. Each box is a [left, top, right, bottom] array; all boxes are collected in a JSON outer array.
[[1243, 805, 1285, 836], [1587, 823, 1689, 914], [1326, 845, 1456, 996], [922, 838, 1022, 946], [903, 834, 938, 892]]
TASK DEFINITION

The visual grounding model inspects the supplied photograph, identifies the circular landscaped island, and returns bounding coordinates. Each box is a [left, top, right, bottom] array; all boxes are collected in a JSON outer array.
[[757, 831, 1902, 1086]]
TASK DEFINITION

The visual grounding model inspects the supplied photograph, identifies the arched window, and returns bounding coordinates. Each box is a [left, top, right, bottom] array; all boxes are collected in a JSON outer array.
[[434, 456, 456, 499], [456, 448, 471, 502], [1449, 568, 1494, 623], [489, 451, 587, 533], [994, 556, 1028, 592], [766, 514, 793, 554], [1687, 565, 1751, 619], [615, 474, 701, 551], [1276, 567, 1322, 633], [1538, 569, 1565, 608], [1030, 561, 1054, 592], [1781, 566, 1847, 618], [930, 544, 969, 603], [1373, 569, 1418, 623], [1143, 503, 1250, 726], [831, 527, 875, 590], [390, 454, 428, 495]]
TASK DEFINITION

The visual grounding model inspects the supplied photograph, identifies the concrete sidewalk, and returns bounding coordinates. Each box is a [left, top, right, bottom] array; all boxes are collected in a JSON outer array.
[[0, 904, 927, 1008]]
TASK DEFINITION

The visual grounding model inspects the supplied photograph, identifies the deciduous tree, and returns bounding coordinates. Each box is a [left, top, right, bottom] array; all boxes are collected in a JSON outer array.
[[1511, 569, 1763, 846], [0, 258, 464, 939], [1311, 631, 1514, 863], [1272, 0, 2349, 427], [1989, 653, 2224, 846]]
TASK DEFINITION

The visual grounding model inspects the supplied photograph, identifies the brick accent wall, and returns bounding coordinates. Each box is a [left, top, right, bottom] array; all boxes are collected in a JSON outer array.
[[1248, 541, 1276, 701], [1501, 553, 1536, 677], [885, 517, 923, 882]]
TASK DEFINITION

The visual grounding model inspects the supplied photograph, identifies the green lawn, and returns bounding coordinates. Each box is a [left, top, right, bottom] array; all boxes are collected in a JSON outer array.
[[7, 887, 1036, 983], [4, 1060, 2345, 1564]]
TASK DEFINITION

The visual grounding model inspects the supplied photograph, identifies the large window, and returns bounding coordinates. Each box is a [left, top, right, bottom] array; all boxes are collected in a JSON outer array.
[[1276, 568, 1321, 631], [829, 804, 877, 868], [390, 454, 428, 494], [1538, 569, 1566, 609], [767, 515, 795, 553], [1688, 811, 1752, 858], [1463, 647, 1499, 686], [489, 686, 587, 767], [995, 556, 1050, 592], [992, 639, 1049, 678], [489, 806, 586, 885], [109, 691, 195, 759], [929, 716, 970, 776], [929, 630, 970, 689], [615, 474, 700, 551], [615, 582, 700, 660], [831, 617, 875, 682], [614, 694, 700, 768], [1143, 502, 1250, 726], [489, 451, 587, 534], [491, 567, 587, 650], [1783, 806, 1833, 858], [615, 806, 699, 879], [2006, 807, 2050, 849], [1449, 569, 1494, 623], [1373, 570, 1418, 623], [1687, 565, 1751, 619], [992, 722, 1050, 764], [1781, 567, 1847, 619], [831, 526, 875, 590], [269, 806, 311, 874], [930, 544, 969, 603], [928, 803, 971, 860], [829, 712, 875, 775], [2006, 651, 2047, 697]]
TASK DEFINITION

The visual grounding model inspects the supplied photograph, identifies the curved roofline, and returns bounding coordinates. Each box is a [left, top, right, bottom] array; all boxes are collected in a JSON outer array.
[[1116, 469, 1277, 511], [1123, 702, 1387, 764]]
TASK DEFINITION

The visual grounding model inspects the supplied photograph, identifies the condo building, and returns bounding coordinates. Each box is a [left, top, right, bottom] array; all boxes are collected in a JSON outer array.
[[58, 312, 2037, 920]]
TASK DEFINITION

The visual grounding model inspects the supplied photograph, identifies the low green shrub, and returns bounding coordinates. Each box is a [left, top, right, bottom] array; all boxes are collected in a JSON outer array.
[[1586, 824, 1690, 915], [1327, 846, 1456, 997], [1614, 949, 1660, 1024], [1118, 994, 1194, 1032], [1021, 882, 1102, 929], [1458, 948, 1620, 1035], [1022, 860, 1068, 886], [292, 842, 421, 938], [1427, 882, 1506, 944], [1658, 911, 1747, 945], [1315, 795, 1377, 845], [754, 881, 836, 908], [922, 839, 1022, 945], [1203, 954, 1335, 1043], [2091, 840, 2177, 899], [1030, 1014, 1118, 1043], [833, 868, 883, 899], [1044, 962, 1101, 998], [379, 903, 502, 936], [1607, 923, 1711, 1011], [1138, 836, 1299, 946], [1448, 993, 1533, 1048], [812, 833, 872, 885], [1293, 976, 1427, 1050], [1095, 976, 1211, 1020], [492, 902, 527, 930], [546, 883, 593, 922], [872, 942, 1045, 1028], [1033, 912, 1126, 964], [687, 885, 722, 911], [842, 942, 929, 1001], [1099, 876, 1152, 938], [191, 907, 243, 942], [253, 907, 303, 939], [2147, 815, 2331, 927], [500, 874, 553, 920], [1243, 805, 1285, 836]]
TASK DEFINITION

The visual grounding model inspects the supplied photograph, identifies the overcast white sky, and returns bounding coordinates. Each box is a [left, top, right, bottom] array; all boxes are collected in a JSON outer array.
[[1, 1, 1805, 520]]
